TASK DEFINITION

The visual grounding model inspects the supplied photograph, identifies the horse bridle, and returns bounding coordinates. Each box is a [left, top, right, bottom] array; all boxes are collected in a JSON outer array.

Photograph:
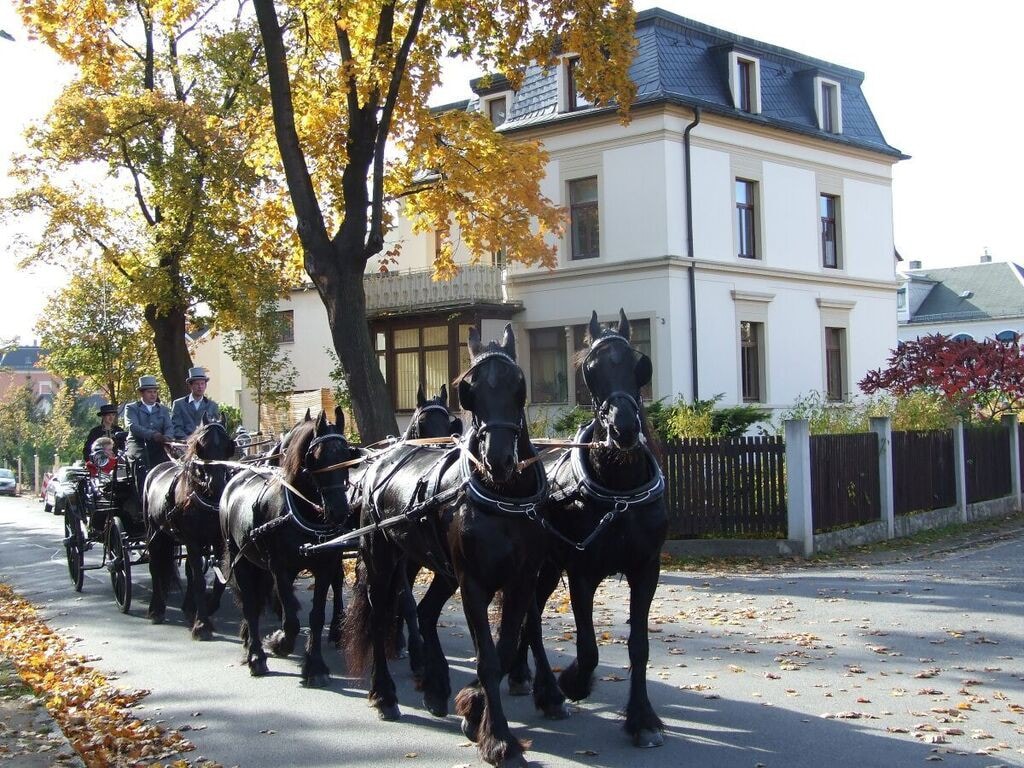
[[303, 433, 352, 497], [405, 402, 451, 439], [582, 333, 644, 446], [460, 351, 526, 469], [187, 421, 233, 497]]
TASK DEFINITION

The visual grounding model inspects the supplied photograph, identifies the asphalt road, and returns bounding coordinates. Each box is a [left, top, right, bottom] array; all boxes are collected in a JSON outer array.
[[1, 494, 1022, 768]]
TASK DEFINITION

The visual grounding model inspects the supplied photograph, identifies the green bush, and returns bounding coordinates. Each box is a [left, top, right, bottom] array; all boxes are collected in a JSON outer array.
[[218, 404, 242, 432], [774, 391, 957, 435], [647, 394, 770, 441]]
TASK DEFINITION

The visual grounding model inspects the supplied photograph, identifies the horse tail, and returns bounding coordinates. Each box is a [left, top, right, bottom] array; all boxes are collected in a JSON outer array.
[[342, 554, 374, 677]]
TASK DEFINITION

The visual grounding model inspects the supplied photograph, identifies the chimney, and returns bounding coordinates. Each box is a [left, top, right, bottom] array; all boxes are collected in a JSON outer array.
[[908, 260, 922, 270], [980, 247, 992, 264]]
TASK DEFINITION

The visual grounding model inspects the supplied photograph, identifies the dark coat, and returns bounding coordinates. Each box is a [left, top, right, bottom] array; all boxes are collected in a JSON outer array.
[[125, 400, 173, 466], [170, 396, 221, 440]]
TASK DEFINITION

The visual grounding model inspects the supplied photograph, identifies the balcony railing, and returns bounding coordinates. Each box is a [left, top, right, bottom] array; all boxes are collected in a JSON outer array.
[[363, 264, 512, 315]]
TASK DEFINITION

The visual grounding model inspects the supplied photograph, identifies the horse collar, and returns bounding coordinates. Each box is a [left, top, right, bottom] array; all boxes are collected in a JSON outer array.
[[567, 421, 665, 509], [458, 429, 548, 518]]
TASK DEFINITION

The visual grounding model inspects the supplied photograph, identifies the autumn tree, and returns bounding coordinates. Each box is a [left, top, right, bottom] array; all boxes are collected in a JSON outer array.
[[859, 333, 1024, 420], [252, 0, 637, 441], [6, 0, 299, 399], [35, 262, 158, 407], [222, 299, 297, 432]]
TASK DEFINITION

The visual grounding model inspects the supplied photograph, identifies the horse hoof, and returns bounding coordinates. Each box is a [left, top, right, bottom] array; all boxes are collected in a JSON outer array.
[[460, 717, 479, 742], [149, 612, 165, 625], [423, 692, 448, 718], [192, 626, 213, 641], [543, 702, 571, 720], [634, 729, 664, 748], [496, 755, 528, 768], [376, 703, 401, 721], [508, 679, 531, 697], [302, 673, 330, 689], [249, 660, 269, 677]]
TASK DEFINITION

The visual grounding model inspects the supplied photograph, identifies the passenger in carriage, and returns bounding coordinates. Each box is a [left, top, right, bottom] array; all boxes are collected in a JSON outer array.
[[86, 436, 118, 477], [170, 366, 221, 440], [82, 403, 125, 463], [125, 375, 173, 492]]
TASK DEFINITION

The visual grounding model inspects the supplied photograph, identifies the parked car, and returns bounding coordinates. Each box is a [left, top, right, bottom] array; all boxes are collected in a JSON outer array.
[[0, 468, 16, 496], [45, 465, 86, 514]]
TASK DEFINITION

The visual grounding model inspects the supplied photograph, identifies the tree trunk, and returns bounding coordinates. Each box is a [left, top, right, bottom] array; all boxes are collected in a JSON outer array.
[[143, 303, 192, 400], [316, 252, 398, 443], [253, 0, 398, 443]]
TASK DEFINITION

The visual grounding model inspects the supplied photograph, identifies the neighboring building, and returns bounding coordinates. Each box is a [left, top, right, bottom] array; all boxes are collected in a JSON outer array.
[[0, 346, 59, 415], [206, 8, 906, 431], [897, 255, 1024, 344]]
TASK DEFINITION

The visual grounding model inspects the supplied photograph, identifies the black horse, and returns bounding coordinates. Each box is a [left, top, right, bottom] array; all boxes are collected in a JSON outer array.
[[345, 325, 552, 768], [220, 409, 359, 686], [383, 384, 463, 665], [509, 309, 668, 748], [144, 417, 236, 639]]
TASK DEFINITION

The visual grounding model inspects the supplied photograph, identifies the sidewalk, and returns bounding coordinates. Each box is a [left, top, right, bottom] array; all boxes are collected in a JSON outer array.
[[0, 658, 83, 767]]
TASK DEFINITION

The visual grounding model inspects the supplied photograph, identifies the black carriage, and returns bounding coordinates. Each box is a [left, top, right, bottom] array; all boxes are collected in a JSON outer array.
[[60, 454, 148, 612]]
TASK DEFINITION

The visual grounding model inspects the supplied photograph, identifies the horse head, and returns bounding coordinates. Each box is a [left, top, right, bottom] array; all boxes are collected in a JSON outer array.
[[581, 308, 652, 450], [282, 410, 355, 525], [458, 324, 526, 483], [185, 415, 236, 499], [405, 384, 463, 440]]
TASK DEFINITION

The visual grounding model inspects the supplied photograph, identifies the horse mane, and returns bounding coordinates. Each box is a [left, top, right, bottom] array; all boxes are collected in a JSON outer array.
[[181, 424, 208, 463], [280, 419, 316, 480]]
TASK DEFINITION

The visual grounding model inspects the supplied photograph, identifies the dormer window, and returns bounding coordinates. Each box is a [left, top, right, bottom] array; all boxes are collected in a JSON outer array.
[[564, 56, 592, 112], [486, 95, 507, 126], [815, 76, 842, 133], [729, 52, 761, 114]]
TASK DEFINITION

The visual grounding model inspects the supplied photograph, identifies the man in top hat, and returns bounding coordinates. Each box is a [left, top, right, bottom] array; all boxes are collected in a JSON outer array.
[[171, 367, 221, 440], [83, 403, 125, 463], [125, 375, 173, 490]]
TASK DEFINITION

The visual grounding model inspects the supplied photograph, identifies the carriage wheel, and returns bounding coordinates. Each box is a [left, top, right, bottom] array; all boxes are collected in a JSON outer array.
[[106, 516, 132, 613], [63, 509, 86, 592]]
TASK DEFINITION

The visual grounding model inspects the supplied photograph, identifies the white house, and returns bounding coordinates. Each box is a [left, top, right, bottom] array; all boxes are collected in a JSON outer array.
[[897, 254, 1024, 344], [199, 8, 906, 432]]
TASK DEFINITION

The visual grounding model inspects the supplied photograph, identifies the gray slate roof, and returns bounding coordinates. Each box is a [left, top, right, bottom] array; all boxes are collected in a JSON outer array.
[[905, 262, 1024, 323], [0, 346, 45, 371], [480, 7, 903, 158]]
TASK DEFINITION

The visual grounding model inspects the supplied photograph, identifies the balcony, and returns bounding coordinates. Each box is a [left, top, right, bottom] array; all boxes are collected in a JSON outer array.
[[363, 264, 519, 317]]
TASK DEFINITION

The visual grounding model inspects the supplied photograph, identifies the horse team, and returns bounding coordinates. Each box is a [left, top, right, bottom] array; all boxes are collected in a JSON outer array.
[[139, 308, 667, 768]]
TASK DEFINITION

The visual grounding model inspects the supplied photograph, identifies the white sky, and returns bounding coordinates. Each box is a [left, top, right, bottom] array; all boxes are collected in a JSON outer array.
[[1, 1, 1016, 344]]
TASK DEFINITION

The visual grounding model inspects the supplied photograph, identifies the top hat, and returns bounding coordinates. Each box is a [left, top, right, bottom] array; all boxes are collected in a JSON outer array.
[[96, 403, 118, 418], [137, 375, 159, 391], [186, 367, 210, 383]]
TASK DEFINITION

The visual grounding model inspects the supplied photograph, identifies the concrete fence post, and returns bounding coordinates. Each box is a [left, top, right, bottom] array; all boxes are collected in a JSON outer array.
[[785, 418, 813, 556], [870, 416, 895, 539], [1003, 414, 1021, 510], [953, 420, 968, 524]]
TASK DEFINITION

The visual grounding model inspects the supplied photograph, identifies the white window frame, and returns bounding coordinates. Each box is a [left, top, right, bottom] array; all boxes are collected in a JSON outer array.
[[733, 291, 773, 404], [483, 93, 510, 126], [814, 76, 843, 133], [817, 299, 854, 402], [38, 380, 52, 395], [558, 54, 593, 113], [729, 52, 762, 114]]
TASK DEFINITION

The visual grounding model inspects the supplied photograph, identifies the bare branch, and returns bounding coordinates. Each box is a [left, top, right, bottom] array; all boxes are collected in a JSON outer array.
[[117, 136, 156, 227]]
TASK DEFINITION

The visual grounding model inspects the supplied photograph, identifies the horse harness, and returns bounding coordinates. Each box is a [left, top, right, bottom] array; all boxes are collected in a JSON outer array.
[[230, 433, 355, 571], [301, 424, 549, 571], [538, 422, 665, 553]]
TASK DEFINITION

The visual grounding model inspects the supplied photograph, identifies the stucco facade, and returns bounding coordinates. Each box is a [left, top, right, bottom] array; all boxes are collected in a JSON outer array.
[[200, 9, 904, 433]]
